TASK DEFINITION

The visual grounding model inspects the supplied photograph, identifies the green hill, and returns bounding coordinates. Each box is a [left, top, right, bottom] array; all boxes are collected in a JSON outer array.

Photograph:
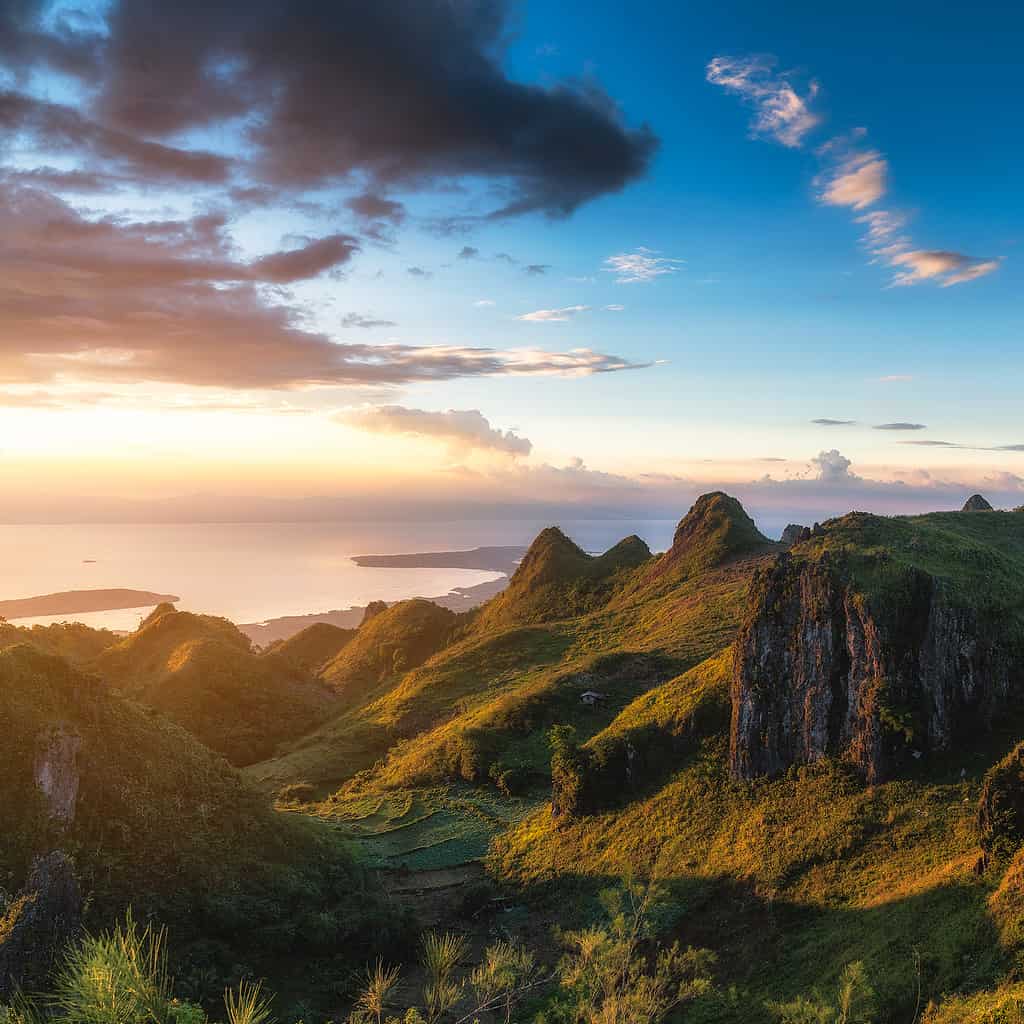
[[262, 621, 356, 674], [0, 645, 399, 1004], [318, 598, 457, 700], [0, 619, 118, 665], [472, 528, 652, 631], [92, 605, 337, 765]]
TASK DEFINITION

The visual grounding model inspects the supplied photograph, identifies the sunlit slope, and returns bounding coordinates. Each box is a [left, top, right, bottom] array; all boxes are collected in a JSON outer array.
[[262, 621, 356, 674], [248, 493, 775, 797]]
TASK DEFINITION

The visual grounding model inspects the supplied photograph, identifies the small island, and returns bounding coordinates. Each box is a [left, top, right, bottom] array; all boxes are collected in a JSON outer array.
[[0, 588, 179, 619], [351, 545, 525, 575]]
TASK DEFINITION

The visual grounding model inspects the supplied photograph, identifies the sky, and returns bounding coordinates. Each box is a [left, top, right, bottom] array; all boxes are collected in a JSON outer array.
[[1, 0, 1021, 530]]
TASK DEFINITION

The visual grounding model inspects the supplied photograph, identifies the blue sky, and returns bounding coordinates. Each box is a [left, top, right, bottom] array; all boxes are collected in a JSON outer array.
[[0, 0, 1021, 525]]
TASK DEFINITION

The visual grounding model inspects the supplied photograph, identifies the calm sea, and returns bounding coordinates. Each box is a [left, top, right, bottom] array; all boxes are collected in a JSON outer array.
[[0, 519, 678, 630]]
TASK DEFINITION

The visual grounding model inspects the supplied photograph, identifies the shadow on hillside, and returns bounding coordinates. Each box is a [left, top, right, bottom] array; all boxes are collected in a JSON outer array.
[[510, 865, 1004, 1024]]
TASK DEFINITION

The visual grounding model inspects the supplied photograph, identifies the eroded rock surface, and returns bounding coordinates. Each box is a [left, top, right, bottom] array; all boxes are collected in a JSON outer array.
[[33, 727, 82, 824], [0, 852, 81, 998], [731, 552, 1014, 782]]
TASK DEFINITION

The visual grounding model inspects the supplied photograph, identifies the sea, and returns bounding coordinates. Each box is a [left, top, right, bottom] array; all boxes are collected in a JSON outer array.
[[0, 519, 679, 631]]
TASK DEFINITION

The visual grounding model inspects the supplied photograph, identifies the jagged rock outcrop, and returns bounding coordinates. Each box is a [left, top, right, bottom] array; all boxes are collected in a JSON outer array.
[[780, 524, 811, 549], [0, 852, 81, 998], [731, 545, 1017, 783], [361, 600, 388, 625], [963, 494, 994, 512]]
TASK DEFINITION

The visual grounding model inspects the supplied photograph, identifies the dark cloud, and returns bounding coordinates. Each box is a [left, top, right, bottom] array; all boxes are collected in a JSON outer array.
[[458, 246, 480, 259], [55, 0, 657, 219], [811, 418, 856, 426], [0, 90, 231, 185], [407, 266, 432, 278], [251, 235, 360, 283], [0, 185, 643, 390], [341, 313, 397, 329], [874, 422, 926, 431], [494, 252, 517, 263], [524, 264, 550, 276]]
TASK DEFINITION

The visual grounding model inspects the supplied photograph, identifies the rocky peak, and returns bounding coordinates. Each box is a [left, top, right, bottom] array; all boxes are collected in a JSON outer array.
[[780, 524, 811, 548], [361, 600, 388, 625], [962, 493, 994, 512]]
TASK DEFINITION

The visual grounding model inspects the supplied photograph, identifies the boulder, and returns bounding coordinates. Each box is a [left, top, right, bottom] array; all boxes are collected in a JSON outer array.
[[0, 852, 81, 998], [978, 742, 1024, 858]]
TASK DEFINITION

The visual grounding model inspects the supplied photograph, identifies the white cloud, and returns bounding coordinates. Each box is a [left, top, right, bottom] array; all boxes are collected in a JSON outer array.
[[890, 250, 1001, 288], [473, 299, 496, 307], [819, 150, 888, 209], [604, 304, 625, 311], [706, 55, 821, 148], [603, 248, 684, 284], [810, 448, 856, 482], [338, 405, 532, 457], [517, 305, 590, 322]]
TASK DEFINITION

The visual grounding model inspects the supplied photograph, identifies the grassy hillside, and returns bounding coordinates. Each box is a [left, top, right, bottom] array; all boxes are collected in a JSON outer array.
[[91, 605, 337, 765], [263, 621, 356, 674], [0, 645, 401, 1007], [319, 598, 457, 699]]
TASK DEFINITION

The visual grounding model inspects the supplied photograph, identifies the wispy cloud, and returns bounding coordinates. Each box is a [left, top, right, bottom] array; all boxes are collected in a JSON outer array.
[[603, 247, 684, 284], [338, 405, 532, 457], [706, 55, 821, 148], [473, 299, 496, 307], [874, 422, 926, 431], [407, 266, 432, 278], [524, 264, 550, 276], [812, 418, 857, 426], [878, 374, 913, 382], [604, 304, 625, 311], [341, 312, 397, 329], [457, 245, 479, 259], [517, 305, 590, 322], [709, 53, 1003, 288]]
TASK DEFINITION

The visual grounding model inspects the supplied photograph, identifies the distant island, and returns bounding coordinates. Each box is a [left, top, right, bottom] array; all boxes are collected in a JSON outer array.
[[0, 588, 180, 619], [351, 545, 525, 575], [240, 546, 525, 645]]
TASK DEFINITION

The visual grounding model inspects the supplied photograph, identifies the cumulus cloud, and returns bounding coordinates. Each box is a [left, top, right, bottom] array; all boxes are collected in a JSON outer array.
[[517, 305, 590, 322], [706, 55, 821, 148], [603, 247, 684, 283], [338, 405, 532, 456], [810, 448, 856, 482], [341, 313, 397, 329]]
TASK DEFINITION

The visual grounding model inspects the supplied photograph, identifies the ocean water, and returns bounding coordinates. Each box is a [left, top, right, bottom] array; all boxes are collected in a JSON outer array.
[[0, 519, 678, 630]]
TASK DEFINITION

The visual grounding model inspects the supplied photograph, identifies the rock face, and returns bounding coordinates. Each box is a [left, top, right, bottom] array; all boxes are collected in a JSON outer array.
[[33, 726, 82, 824], [963, 494, 994, 512], [731, 552, 1014, 783], [780, 524, 811, 549], [0, 852, 82, 998]]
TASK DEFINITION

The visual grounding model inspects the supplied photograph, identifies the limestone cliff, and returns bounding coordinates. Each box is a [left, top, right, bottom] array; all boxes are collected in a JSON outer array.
[[731, 511, 1024, 783]]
